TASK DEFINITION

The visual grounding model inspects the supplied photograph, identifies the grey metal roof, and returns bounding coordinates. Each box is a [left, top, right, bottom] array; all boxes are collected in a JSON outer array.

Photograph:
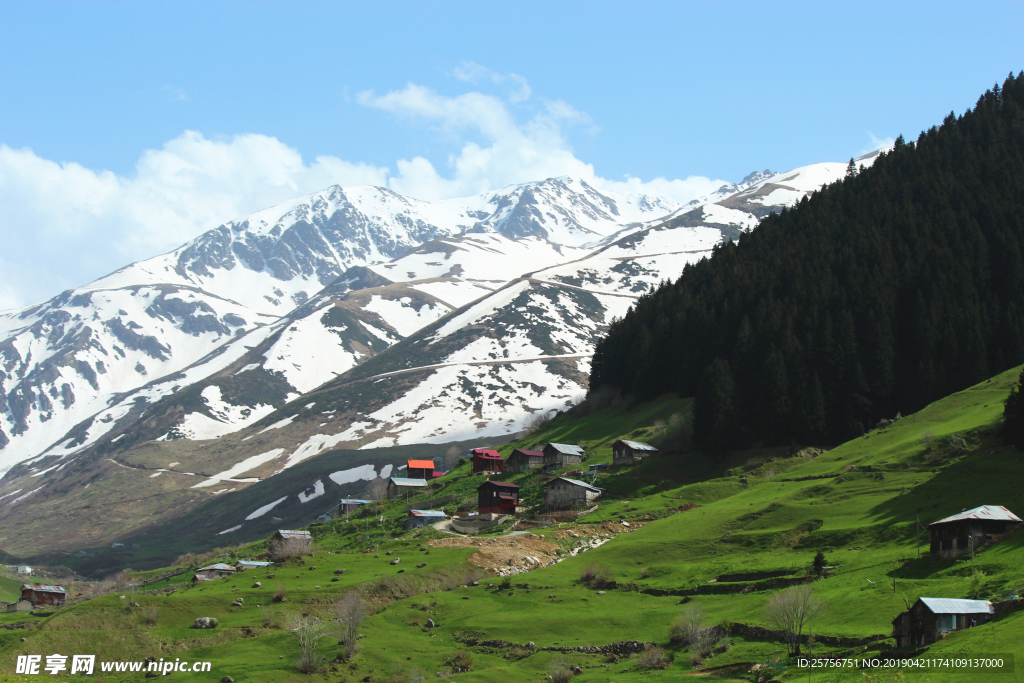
[[618, 440, 658, 452], [546, 443, 585, 455], [197, 563, 236, 571], [919, 597, 993, 614], [409, 509, 447, 517], [550, 477, 603, 493], [277, 529, 311, 538], [389, 477, 428, 486], [236, 560, 272, 567], [339, 499, 372, 505], [929, 505, 1022, 526], [22, 584, 66, 593]]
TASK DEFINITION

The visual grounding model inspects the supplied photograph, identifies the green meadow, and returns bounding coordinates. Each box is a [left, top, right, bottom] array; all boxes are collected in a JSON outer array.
[[2, 368, 1023, 682]]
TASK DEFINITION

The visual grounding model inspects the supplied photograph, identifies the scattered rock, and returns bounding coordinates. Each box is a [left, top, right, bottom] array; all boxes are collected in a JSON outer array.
[[334, 569, 346, 575], [193, 617, 219, 629], [331, 577, 340, 582], [309, 566, 316, 571], [315, 585, 321, 588], [597, 591, 606, 595], [390, 558, 401, 565], [267, 573, 275, 579], [252, 582, 262, 588], [220, 677, 234, 683], [231, 600, 243, 607], [20, 637, 26, 642], [386, 551, 394, 556], [375, 554, 380, 558], [398, 569, 405, 573], [417, 563, 427, 568], [462, 596, 470, 600], [129, 600, 140, 608], [118, 595, 125, 600], [426, 619, 435, 628]]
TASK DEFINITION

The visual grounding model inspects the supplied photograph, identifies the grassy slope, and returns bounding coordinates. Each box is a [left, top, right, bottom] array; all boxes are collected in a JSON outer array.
[[2, 368, 1023, 682], [0, 574, 21, 604]]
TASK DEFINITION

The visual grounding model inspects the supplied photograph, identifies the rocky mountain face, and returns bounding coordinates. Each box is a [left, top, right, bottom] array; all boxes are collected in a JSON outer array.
[[0, 154, 882, 559]]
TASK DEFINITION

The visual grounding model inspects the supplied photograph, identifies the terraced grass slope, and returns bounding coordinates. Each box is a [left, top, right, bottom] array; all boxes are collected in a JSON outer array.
[[2, 367, 1022, 682]]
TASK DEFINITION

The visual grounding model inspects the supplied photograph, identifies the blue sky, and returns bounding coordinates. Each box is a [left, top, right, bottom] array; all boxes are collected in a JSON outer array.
[[1, 0, 1023, 307]]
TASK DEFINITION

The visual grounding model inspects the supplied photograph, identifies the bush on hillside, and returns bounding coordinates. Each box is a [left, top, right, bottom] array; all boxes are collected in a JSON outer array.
[[268, 535, 314, 561], [637, 646, 671, 669], [670, 602, 706, 645]]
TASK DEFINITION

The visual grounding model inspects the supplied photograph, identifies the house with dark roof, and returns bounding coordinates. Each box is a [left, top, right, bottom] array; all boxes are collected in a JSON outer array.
[[542, 443, 586, 471], [471, 448, 505, 474], [506, 448, 544, 472], [478, 479, 520, 515], [928, 505, 1022, 559], [892, 598, 993, 647], [543, 477, 602, 509], [612, 439, 658, 465]]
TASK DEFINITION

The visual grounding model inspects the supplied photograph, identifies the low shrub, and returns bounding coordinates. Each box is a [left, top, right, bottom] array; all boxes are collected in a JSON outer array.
[[638, 646, 671, 670]]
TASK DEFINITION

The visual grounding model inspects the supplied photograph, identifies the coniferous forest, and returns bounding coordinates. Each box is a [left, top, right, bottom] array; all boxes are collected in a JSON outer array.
[[589, 71, 1024, 449]]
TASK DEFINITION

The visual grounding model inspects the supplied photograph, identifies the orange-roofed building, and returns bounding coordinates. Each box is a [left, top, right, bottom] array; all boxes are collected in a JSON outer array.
[[407, 459, 436, 479]]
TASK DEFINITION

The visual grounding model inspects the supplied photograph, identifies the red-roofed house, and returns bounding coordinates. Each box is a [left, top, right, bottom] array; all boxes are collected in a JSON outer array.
[[506, 448, 543, 472], [478, 479, 520, 514], [471, 448, 504, 474], [407, 459, 436, 479]]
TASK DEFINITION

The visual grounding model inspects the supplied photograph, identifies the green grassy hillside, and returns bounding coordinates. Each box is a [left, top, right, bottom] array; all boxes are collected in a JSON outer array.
[[2, 367, 1022, 682]]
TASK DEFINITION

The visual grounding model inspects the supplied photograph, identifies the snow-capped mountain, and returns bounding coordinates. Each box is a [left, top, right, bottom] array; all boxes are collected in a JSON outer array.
[[0, 151, 885, 558], [0, 177, 679, 472]]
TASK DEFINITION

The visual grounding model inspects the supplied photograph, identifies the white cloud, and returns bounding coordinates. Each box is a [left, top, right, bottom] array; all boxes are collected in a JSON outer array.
[[359, 81, 725, 203], [0, 133, 388, 309], [861, 131, 896, 155], [451, 60, 531, 103], [0, 77, 727, 310]]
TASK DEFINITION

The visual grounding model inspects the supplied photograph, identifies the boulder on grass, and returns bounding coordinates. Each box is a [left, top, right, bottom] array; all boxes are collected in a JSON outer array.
[[193, 617, 219, 629]]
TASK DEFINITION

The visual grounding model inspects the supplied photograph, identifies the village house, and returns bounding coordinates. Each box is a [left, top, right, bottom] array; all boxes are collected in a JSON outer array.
[[338, 499, 373, 514], [387, 477, 429, 499], [543, 477, 602, 509], [3, 565, 33, 576], [612, 439, 658, 465], [892, 598, 993, 647], [407, 459, 437, 479], [506, 448, 544, 472], [543, 443, 586, 471], [3, 599, 33, 613], [405, 509, 448, 529], [20, 584, 67, 607], [928, 505, 1022, 559], [477, 479, 521, 515], [271, 529, 312, 543], [234, 560, 272, 571], [471, 448, 505, 474], [193, 563, 236, 582]]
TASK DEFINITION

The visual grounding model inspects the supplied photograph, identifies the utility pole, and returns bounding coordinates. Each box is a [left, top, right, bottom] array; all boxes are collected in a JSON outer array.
[[916, 513, 921, 559]]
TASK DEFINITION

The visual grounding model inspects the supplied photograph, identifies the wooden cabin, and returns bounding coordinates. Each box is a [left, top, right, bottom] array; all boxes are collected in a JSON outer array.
[[542, 443, 585, 471], [477, 480, 520, 514], [471, 449, 505, 474], [928, 505, 1022, 559], [20, 584, 66, 607], [892, 598, 993, 647], [339, 499, 373, 514], [407, 459, 437, 480], [543, 477, 602, 509], [405, 509, 448, 529], [612, 439, 658, 465], [506, 448, 544, 472], [387, 477, 428, 499], [194, 563, 236, 582]]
